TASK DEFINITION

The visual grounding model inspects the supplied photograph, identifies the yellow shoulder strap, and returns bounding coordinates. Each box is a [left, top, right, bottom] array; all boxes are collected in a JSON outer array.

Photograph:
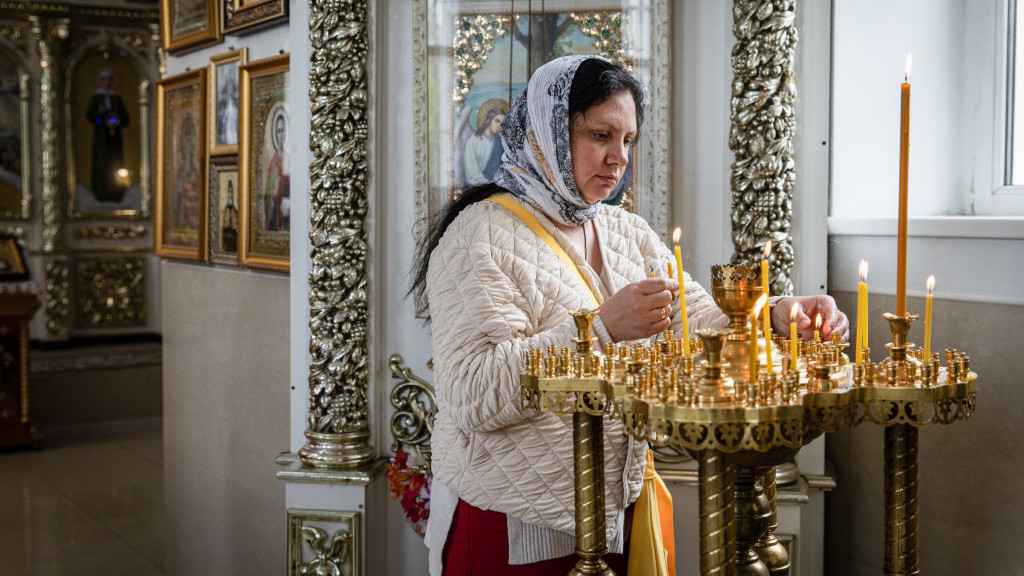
[[485, 195, 601, 307]]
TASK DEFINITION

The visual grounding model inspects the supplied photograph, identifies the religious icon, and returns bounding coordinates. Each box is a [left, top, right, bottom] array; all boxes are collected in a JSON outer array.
[[262, 107, 289, 232], [156, 69, 208, 261], [210, 49, 246, 155], [239, 53, 289, 272], [0, 50, 27, 219], [68, 49, 147, 218], [87, 69, 131, 203]]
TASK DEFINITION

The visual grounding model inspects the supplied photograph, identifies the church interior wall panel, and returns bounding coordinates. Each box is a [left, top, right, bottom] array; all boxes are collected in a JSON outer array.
[[161, 261, 288, 575]]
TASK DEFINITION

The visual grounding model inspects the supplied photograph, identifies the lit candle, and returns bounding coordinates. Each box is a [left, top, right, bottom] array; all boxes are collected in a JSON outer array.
[[814, 313, 822, 342], [673, 227, 691, 356], [857, 260, 868, 364], [790, 303, 799, 372], [897, 53, 912, 316], [924, 275, 935, 359], [761, 241, 773, 372], [751, 294, 767, 382]]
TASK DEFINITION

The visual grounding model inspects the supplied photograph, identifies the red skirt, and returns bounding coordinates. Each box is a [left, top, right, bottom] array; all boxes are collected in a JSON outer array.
[[442, 499, 629, 576]]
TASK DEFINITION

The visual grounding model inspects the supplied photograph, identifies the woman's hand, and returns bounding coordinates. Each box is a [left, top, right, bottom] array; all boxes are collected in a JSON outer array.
[[772, 295, 850, 342], [599, 277, 678, 342]]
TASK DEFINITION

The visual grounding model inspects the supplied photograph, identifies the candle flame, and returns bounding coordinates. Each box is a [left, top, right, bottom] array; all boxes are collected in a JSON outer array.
[[763, 240, 772, 258], [927, 274, 935, 293], [672, 226, 681, 244], [790, 302, 799, 321], [859, 259, 869, 282], [905, 53, 913, 81], [814, 313, 822, 330], [752, 294, 768, 318]]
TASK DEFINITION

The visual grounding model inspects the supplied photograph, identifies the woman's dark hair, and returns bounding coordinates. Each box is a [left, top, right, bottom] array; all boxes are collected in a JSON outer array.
[[410, 58, 645, 319]]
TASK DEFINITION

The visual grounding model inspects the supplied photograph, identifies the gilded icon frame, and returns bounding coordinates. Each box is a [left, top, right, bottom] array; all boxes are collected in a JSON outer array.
[[155, 69, 209, 262], [0, 46, 30, 220], [208, 155, 241, 265], [239, 53, 289, 273], [223, 0, 289, 35], [161, 0, 222, 54], [209, 48, 247, 156], [0, 235, 29, 281], [413, 0, 671, 238], [65, 42, 151, 219]]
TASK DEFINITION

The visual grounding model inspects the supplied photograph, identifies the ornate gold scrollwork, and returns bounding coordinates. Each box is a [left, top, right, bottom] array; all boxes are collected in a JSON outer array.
[[72, 225, 147, 240], [32, 16, 70, 340], [728, 0, 797, 295], [452, 15, 511, 109], [43, 259, 69, 339], [74, 256, 146, 328], [568, 12, 628, 68], [301, 0, 376, 469], [388, 354, 436, 464], [0, 24, 29, 53], [287, 509, 360, 576]]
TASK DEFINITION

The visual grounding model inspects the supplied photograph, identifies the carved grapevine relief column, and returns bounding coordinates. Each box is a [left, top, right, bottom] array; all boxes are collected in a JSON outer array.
[[299, 0, 376, 468], [728, 0, 797, 295], [30, 16, 70, 339]]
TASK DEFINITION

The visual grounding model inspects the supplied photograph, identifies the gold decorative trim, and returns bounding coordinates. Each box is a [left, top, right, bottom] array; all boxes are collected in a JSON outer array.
[[287, 509, 360, 576], [0, 2, 158, 23], [276, 454, 387, 485], [728, 0, 797, 295], [568, 12, 628, 68], [73, 256, 146, 329], [451, 15, 511, 109], [72, 225, 147, 240], [43, 258, 69, 339], [0, 24, 29, 53], [300, 0, 375, 468], [1, 227, 26, 239], [388, 354, 436, 463], [150, 23, 165, 79], [31, 16, 68, 253]]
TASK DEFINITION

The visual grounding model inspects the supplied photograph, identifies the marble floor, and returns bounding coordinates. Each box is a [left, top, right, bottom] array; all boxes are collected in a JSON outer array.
[[0, 425, 164, 576]]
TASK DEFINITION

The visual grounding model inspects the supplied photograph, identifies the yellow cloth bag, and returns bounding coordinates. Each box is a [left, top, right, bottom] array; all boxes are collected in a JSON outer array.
[[628, 450, 675, 576], [485, 196, 674, 574]]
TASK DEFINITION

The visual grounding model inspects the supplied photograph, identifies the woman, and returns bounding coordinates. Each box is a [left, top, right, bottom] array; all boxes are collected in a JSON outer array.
[[413, 56, 847, 575]]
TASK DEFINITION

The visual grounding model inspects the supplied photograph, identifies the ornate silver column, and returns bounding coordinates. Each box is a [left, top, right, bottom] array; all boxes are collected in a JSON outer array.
[[298, 0, 376, 468], [728, 0, 797, 296], [30, 16, 70, 339]]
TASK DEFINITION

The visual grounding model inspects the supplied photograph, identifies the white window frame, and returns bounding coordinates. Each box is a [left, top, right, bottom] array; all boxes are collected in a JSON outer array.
[[974, 0, 1024, 215]]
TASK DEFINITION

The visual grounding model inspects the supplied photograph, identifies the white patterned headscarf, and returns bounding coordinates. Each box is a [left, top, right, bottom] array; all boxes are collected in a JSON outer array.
[[493, 55, 607, 226]]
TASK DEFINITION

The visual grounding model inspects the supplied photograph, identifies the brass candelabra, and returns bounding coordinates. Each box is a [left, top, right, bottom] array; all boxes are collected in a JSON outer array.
[[520, 265, 979, 576]]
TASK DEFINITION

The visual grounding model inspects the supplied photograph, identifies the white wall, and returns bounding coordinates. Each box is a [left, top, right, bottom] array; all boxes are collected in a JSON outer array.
[[162, 19, 291, 576]]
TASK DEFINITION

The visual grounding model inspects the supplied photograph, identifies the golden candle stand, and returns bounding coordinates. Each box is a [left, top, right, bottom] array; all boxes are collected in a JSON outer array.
[[519, 266, 979, 576]]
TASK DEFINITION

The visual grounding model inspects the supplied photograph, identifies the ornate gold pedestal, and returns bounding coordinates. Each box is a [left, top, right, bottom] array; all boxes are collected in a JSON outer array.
[[520, 282, 979, 576]]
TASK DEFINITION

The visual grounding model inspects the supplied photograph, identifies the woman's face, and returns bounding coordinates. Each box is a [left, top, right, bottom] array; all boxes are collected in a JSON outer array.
[[569, 90, 636, 205]]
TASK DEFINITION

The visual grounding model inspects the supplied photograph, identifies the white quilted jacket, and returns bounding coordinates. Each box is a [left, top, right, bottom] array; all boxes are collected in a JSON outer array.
[[425, 195, 727, 539]]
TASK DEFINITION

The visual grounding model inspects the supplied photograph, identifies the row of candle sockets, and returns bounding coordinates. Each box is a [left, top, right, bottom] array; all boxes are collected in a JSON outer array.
[[523, 330, 854, 408], [851, 347, 972, 387]]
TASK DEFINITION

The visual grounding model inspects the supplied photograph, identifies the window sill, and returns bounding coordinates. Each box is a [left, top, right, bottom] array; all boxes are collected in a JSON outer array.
[[827, 216, 1024, 240]]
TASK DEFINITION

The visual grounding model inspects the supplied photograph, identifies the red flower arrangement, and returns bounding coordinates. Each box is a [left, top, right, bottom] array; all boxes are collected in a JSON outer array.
[[387, 448, 432, 536]]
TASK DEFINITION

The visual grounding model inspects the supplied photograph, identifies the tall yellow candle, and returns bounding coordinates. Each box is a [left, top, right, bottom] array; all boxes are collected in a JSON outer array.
[[751, 294, 767, 382], [814, 313, 822, 342], [857, 260, 868, 364], [924, 275, 935, 359], [761, 241, 773, 372], [789, 303, 799, 372], [897, 54, 912, 316], [672, 227, 691, 356]]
